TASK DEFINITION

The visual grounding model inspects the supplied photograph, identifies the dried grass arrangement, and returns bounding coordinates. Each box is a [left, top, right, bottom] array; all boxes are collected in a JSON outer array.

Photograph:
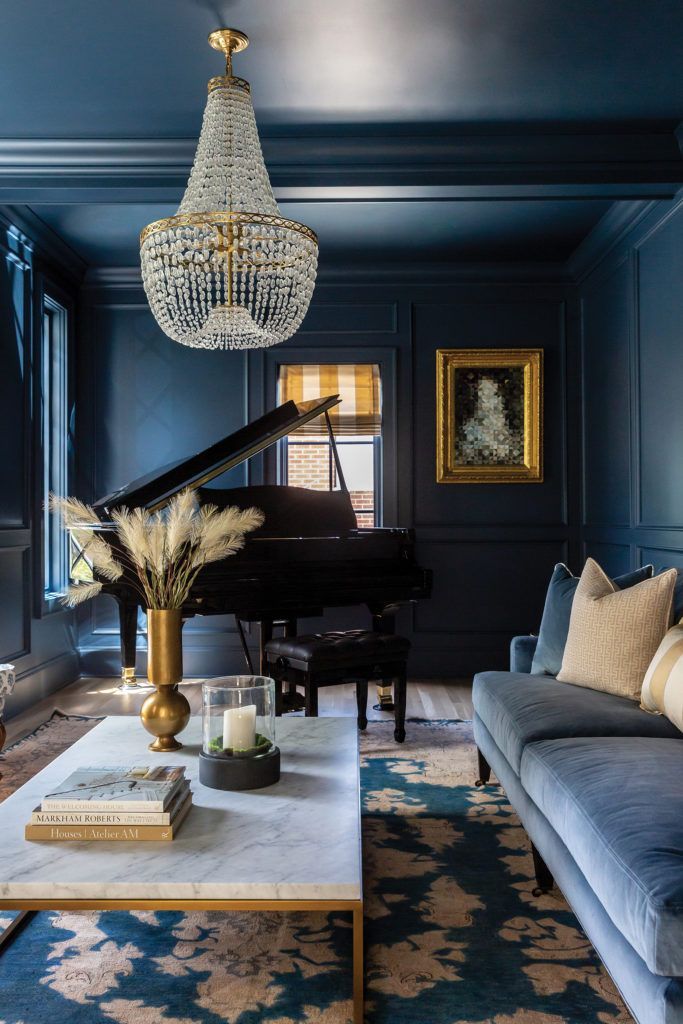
[[49, 489, 264, 609]]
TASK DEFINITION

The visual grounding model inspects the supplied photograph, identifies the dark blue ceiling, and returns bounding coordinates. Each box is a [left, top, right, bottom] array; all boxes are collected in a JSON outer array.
[[26, 199, 613, 267], [0, 0, 681, 136], [4, 1, 680, 269]]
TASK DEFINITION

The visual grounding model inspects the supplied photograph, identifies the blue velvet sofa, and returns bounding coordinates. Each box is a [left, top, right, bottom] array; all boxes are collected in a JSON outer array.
[[473, 635, 683, 1024]]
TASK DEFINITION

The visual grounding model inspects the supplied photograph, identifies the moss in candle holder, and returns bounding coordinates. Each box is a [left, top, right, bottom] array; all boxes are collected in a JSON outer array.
[[208, 733, 272, 758]]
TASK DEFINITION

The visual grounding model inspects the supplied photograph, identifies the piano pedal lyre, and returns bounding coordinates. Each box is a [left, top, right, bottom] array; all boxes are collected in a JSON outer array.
[[374, 682, 395, 712]]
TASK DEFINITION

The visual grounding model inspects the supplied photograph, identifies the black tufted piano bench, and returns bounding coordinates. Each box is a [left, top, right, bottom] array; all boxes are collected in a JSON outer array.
[[263, 630, 410, 743]]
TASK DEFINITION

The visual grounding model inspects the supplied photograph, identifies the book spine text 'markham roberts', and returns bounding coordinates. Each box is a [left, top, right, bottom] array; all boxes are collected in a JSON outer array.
[[31, 788, 191, 826], [26, 797, 192, 842]]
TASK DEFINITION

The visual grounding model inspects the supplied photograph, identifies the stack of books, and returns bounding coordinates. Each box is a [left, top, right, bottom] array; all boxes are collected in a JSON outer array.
[[25, 765, 192, 843]]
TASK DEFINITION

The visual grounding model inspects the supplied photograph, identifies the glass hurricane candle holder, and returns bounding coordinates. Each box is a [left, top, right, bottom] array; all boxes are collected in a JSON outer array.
[[199, 676, 280, 791]]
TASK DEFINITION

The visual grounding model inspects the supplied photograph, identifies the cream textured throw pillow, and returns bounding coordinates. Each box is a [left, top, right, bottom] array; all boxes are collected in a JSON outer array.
[[557, 558, 676, 700], [641, 623, 683, 731]]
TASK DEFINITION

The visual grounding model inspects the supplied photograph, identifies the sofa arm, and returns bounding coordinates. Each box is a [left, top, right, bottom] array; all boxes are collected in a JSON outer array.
[[510, 635, 538, 674]]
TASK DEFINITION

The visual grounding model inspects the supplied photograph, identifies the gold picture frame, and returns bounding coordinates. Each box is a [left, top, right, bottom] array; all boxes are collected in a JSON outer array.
[[436, 348, 543, 484]]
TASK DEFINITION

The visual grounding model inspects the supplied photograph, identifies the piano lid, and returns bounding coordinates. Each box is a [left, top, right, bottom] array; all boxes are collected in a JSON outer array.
[[92, 395, 342, 515]]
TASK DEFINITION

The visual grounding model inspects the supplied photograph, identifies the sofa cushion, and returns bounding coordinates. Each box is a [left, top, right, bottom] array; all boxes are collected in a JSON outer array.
[[531, 562, 653, 677], [641, 622, 683, 732], [656, 565, 683, 621], [521, 736, 683, 976], [557, 558, 676, 700], [473, 670, 681, 775]]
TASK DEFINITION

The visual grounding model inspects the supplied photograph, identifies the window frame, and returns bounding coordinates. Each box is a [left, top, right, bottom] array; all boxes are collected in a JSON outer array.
[[279, 432, 382, 528], [260, 347, 398, 528], [33, 271, 75, 617]]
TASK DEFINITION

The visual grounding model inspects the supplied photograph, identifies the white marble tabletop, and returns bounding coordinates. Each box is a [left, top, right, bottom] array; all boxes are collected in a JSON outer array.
[[0, 716, 362, 903]]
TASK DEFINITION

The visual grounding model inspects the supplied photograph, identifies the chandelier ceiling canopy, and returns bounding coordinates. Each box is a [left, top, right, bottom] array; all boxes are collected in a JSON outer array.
[[140, 28, 319, 352]]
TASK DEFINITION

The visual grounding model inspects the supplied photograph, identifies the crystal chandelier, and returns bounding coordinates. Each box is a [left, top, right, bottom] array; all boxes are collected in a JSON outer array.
[[140, 29, 318, 351]]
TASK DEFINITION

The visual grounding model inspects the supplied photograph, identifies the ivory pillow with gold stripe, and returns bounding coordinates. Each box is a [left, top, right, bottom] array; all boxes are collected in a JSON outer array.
[[641, 623, 683, 731], [557, 558, 677, 700]]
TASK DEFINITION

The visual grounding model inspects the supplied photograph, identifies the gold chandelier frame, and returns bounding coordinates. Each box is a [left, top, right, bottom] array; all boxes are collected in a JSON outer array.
[[140, 211, 318, 248]]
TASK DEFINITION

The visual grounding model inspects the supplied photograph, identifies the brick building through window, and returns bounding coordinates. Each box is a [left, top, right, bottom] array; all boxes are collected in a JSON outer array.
[[278, 365, 381, 528]]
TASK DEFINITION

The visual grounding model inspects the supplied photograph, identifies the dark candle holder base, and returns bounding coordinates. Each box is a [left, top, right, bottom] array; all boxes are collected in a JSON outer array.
[[199, 746, 281, 791]]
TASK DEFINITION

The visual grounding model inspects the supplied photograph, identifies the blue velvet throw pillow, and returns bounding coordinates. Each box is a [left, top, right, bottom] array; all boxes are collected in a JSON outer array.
[[530, 562, 654, 677], [656, 566, 683, 621]]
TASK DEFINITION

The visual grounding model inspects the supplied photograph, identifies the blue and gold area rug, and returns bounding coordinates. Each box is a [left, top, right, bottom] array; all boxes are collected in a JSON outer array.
[[0, 716, 630, 1024]]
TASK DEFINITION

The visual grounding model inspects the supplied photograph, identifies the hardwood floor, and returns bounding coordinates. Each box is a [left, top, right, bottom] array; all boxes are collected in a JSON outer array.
[[4, 677, 474, 747]]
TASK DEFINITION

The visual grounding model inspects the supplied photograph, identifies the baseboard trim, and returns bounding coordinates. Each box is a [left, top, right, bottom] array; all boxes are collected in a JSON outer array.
[[78, 646, 255, 679], [3, 650, 79, 722], [78, 644, 492, 680]]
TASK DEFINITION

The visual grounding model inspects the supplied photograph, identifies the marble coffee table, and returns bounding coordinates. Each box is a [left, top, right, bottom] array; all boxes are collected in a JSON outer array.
[[0, 715, 364, 1022]]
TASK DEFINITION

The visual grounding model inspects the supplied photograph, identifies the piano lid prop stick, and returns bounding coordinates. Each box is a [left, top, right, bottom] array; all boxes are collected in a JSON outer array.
[[223, 705, 257, 752]]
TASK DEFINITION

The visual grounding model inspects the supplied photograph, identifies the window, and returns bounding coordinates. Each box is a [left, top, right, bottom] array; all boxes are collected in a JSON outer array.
[[278, 364, 382, 528], [42, 294, 69, 599]]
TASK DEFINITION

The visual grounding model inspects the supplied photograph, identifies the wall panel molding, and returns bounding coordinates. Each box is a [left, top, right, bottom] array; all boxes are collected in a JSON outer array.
[[579, 196, 683, 579], [412, 537, 568, 637], [0, 205, 86, 284], [580, 251, 633, 530], [632, 245, 643, 530], [76, 273, 581, 678], [0, 235, 31, 531], [0, 546, 31, 661], [298, 301, 398, 334]]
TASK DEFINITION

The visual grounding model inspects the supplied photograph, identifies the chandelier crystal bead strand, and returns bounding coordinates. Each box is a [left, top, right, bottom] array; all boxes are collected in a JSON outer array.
[[140, 29, 318, 351]]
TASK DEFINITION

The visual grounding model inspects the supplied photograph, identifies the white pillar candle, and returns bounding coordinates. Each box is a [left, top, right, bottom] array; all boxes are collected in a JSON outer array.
[[223, 704, 256, 751]]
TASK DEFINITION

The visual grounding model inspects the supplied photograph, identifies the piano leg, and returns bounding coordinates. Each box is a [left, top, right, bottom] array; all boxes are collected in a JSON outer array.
[[284, 619, 299, 701], [117, 601, 148, 690], [372, 611, 396, 711]]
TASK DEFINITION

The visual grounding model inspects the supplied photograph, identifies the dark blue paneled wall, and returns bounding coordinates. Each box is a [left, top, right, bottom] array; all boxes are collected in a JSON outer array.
[[0, 216, 79, 720], [580, 196, 683, 577], [77, 271, 580, 678], [15, 190, 683, 694]]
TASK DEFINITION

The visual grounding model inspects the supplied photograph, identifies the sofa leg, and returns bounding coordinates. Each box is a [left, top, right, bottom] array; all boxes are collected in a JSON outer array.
[[531, 843, 554, 896], [475, 747, 492, 787]]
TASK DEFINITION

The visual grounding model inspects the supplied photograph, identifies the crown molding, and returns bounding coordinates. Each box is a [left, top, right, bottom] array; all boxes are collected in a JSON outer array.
[[83, 260, 570, 290], [0, 204, 87, 281], [0, 123, 681, 202], [565, 199, 661, 282], [82, 266, 141, 287]]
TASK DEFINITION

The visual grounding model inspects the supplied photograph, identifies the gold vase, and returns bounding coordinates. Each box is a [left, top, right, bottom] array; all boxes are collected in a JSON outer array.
[[141, 609, 191, 752]]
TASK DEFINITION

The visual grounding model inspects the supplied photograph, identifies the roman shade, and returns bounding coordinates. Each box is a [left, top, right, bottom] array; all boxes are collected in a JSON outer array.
[[278, 364, 381, 436]]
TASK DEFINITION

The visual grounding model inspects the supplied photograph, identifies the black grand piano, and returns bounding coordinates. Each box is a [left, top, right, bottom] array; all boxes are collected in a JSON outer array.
[[83, 395, 431, 690]]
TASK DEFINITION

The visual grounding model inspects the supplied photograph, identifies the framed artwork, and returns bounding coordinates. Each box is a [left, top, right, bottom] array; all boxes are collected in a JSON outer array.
[[436, 348, 543, 483]]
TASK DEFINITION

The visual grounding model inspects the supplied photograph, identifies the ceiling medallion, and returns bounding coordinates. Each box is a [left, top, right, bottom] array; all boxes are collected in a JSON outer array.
[[140, 28, 318, 351]]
